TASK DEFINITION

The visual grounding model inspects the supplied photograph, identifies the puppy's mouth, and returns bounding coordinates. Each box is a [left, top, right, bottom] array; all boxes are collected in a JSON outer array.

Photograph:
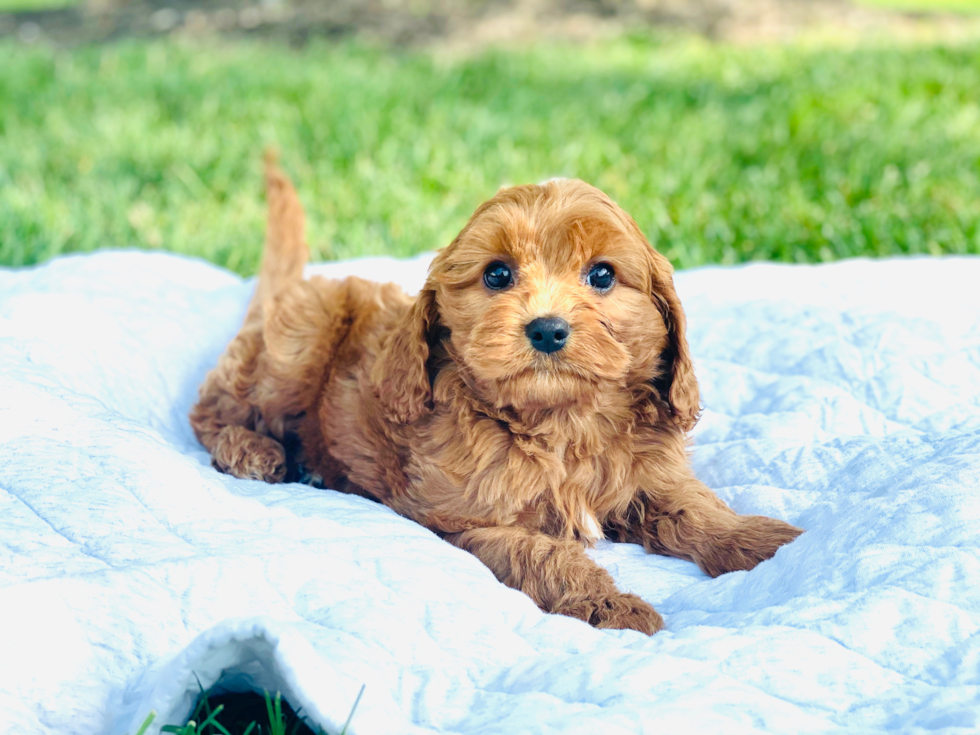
[[519, 357, 586, 381], [492, 365, 597, 410]]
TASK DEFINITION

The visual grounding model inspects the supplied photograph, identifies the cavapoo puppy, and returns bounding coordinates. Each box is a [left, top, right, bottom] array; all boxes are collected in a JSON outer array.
[[191, 157, 802, 634]]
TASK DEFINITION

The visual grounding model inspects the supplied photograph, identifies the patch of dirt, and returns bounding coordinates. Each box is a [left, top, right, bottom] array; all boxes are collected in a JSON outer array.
[[2, 0, 979, 48]]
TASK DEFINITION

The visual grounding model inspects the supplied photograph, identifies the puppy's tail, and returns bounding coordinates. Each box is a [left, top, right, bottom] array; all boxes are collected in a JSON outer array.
[[255, 150, 309, 313]]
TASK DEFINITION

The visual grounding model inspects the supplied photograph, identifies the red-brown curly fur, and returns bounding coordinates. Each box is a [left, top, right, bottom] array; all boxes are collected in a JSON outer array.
[[190, 158, 803, 634]]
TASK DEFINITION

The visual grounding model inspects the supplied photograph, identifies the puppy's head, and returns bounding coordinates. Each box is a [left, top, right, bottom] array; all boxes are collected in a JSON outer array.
[[373, 179, 699, 429]]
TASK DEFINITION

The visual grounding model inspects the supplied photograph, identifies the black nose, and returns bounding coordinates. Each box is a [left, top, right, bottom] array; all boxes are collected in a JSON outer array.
[[525, 317, 570, 354]]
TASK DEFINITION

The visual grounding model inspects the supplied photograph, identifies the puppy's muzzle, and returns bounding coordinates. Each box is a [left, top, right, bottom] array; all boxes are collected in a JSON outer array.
[[526, 317, 570, 354]]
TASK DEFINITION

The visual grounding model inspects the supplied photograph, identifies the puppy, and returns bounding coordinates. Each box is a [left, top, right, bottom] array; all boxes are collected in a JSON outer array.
[[190, 158, 802, 634]]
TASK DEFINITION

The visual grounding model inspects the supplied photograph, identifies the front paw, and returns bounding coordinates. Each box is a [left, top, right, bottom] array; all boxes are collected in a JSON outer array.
[[556, 592, 665, 635], [699, 516, 803, 577]]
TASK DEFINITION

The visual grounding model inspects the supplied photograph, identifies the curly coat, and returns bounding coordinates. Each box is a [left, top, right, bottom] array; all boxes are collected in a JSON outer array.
[[190, 159, 802, 634]]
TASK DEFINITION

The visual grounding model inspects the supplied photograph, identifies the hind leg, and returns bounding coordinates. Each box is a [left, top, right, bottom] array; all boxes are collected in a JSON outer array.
[[210, 425, 287, 482], [190, 154, 325, 484], [190, 310, 290, 482], [191, 275, 358, 483]]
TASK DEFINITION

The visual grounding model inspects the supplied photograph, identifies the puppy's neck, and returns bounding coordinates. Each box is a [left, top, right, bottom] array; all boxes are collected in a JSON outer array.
[[436, 361, 636, 453]]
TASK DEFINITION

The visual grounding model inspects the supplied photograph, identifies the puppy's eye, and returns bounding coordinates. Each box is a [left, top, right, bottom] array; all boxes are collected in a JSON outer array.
[[587, 263, 615, 292], [483, 261, 513, 290]]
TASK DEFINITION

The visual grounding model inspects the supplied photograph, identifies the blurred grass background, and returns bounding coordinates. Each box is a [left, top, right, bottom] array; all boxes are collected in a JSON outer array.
[[1, 6, 980, 275], [0, 0, 77, 8], [859, 0, 980, 10]]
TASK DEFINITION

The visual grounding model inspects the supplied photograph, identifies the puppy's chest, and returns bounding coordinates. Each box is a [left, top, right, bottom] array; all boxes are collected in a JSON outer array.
[[423, 411, 641, 523]]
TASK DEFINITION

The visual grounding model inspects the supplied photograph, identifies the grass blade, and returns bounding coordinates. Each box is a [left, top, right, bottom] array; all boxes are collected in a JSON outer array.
[[195, 703, 230, 734], [134, 711, 156, 735], [339, 685, 365, 735], [264, 690, 278, 735]]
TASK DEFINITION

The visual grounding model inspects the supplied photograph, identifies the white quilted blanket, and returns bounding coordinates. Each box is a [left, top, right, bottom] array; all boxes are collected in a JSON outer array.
[[1, 252, 978, 735]]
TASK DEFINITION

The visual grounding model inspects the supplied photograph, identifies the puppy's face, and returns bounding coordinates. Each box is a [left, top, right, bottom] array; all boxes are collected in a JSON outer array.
[[430, 180, 671, 411]]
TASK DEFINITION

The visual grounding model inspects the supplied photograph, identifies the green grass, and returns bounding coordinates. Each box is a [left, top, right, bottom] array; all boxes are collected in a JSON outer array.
[[0, 0, 80, 11], [131, 685, 364, 735], [1, 35, 979, 275], [859, 0, 980, 12]]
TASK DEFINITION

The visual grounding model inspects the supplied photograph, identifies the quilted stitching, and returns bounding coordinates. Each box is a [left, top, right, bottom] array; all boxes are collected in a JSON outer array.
[[0, 252, 978, 735]]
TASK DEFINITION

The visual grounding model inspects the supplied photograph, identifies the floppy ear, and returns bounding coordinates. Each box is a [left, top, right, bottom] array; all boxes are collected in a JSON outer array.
[[371, 285, 440, 424], [648, 249, 701, 432]]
